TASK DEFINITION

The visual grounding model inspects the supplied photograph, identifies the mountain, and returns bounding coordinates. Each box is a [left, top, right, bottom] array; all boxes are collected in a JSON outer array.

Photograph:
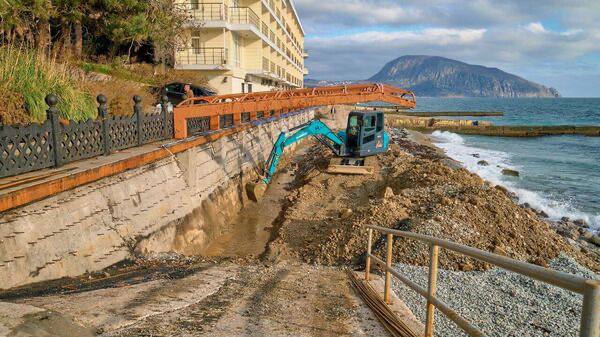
[[367, 55, 561, 98]]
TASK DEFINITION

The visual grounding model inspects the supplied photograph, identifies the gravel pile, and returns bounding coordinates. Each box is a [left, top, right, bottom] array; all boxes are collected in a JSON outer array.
[[392, 255, 599, 337]]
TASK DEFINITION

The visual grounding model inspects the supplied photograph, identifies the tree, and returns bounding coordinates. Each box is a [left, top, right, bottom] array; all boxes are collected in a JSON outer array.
[[146, 0, 186, 72]]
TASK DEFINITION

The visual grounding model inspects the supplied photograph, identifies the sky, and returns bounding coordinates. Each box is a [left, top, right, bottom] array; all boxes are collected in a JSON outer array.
[[294, 0, 600, 97]]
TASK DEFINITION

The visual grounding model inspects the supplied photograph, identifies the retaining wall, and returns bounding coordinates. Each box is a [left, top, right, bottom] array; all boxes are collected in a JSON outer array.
[[0, 110, 313, 290]]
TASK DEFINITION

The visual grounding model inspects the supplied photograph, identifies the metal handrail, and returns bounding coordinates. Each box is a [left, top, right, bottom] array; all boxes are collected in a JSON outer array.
[[179, 2, 227, 21], [176, 47, 228, 66], [365, 225, 600, 337], [229, 7, 260, 27]]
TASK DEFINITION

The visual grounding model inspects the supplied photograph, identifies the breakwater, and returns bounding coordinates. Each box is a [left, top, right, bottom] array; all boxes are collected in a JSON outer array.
[[388, 116, 600, 137]]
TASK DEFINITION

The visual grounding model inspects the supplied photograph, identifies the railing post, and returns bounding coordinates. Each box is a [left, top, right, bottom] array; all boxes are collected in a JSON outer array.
[[365, 228, 373, 281], [45, 94, 62, 168], [97, 94, 111, 155], [161, 95, 170, 139], [384, 233, 393, 304], [134, 95, 143, 145], [425, 244, 440, 337], [580, 281, 600, 337]]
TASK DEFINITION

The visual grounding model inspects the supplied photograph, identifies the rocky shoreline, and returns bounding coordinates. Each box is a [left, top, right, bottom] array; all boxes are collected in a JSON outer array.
[[416, 128, 600, 260]]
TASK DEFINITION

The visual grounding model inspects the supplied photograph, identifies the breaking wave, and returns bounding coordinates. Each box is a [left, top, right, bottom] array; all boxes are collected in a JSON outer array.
[[431, 131, 600, 230]]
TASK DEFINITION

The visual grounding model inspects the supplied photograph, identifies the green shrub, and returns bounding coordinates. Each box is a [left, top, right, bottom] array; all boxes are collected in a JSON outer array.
[[0, 46, 97, 124]]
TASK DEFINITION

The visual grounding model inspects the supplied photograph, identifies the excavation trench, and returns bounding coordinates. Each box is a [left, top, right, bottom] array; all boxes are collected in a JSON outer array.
[[200, 145, 309, 259]]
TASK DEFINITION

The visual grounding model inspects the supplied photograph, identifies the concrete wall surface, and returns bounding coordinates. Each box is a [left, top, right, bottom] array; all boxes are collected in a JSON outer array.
[[0, 111, 313, 290]]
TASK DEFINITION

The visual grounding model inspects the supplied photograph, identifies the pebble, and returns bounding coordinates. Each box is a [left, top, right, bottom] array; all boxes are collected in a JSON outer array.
[[392, 255, 599, 337]]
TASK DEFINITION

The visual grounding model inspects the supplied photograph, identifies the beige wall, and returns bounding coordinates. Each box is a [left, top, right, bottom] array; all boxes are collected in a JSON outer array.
[[174, 0, 306, 94]]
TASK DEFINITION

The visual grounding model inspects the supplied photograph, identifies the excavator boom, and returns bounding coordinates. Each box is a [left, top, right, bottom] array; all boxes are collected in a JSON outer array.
[[262, 120, 344, 184]]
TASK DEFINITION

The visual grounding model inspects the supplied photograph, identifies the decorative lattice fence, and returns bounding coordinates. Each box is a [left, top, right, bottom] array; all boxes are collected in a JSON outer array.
[[0, 94, 173, 179]]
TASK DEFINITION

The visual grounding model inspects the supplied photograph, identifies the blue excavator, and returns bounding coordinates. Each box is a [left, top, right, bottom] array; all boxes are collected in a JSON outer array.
[[247, 110, 389, 201]]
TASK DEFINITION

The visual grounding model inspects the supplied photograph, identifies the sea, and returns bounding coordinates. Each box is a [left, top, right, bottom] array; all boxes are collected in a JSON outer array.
[[413, 98, 600, 231]]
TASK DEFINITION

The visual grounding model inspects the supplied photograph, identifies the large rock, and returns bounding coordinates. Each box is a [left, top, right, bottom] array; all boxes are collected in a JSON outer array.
[[501, 169, 520, 177], [589, 235, 600, 247]]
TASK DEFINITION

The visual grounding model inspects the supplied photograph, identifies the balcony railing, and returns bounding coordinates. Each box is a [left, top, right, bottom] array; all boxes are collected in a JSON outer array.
[[229, 7, 260, 27], [262, 57, 270, 72], [179, 2, 227, 21], [176, 47, 228, 66]]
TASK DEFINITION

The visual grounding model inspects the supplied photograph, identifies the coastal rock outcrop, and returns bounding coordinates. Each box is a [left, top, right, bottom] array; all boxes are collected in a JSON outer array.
[[368, 55, 561, 98]]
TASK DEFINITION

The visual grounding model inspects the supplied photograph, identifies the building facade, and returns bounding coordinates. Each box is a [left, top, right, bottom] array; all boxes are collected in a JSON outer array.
[[175, 0, 308, 95]]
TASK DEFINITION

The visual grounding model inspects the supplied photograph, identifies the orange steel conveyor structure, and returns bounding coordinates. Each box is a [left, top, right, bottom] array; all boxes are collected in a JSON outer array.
[[173, 83, 416, 139]]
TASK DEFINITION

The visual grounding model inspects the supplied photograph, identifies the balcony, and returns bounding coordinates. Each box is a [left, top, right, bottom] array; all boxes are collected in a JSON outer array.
[[179, 3, 227, 22], [229, 7, 260, 27], [176, 47, 228, 69], [179, 3, 260, 32]]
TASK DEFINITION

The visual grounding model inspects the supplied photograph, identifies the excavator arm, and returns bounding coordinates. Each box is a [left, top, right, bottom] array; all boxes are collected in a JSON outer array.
[[262, 120, 344, 184]]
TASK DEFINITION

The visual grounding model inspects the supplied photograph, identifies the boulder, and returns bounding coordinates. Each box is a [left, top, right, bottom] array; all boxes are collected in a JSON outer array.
[[573, 219, 589, 228], [589, 235, 600, 247], [339, 209, 353, 219], [501, 169, 520, 177], [382, 187, 395, 199], [477, 160, 489, 166]]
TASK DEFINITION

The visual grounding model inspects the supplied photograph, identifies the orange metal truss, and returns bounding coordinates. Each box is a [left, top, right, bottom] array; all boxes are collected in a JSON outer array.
[[173, 83, 416, 139]]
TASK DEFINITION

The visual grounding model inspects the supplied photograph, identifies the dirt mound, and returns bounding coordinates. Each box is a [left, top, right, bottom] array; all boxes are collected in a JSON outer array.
[[268, 136, 599, 272]]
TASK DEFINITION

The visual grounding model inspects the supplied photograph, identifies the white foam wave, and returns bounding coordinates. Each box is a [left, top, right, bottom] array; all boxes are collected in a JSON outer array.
[[431, 131, 600, 230]]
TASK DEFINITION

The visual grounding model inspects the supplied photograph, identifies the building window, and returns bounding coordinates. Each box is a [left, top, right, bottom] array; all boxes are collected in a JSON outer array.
[[191, 31, 201, 54], [248, 84, 253, 93], [190, 0, 199, 10]]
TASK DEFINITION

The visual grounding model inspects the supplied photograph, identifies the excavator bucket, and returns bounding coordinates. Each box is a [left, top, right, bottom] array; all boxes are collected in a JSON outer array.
[[326, 157, 376, 175], [246, 181, 267, 202]]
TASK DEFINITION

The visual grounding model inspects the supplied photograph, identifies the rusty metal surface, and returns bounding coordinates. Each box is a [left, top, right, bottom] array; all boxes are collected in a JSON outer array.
[[173, 83, 416, 139]]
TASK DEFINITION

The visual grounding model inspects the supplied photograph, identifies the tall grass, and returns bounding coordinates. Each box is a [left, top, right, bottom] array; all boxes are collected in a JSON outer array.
[[0, 46, 97, 124]]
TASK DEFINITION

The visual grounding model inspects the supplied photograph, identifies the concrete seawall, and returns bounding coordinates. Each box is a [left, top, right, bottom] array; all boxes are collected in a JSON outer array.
[[388, 115, 600, 137], [0, 110, 313, 290]]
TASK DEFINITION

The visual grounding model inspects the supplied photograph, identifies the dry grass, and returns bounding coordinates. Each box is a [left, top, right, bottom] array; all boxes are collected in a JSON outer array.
[[0, 46, 182, 124], [0, 46, 97, 124], [81, 79, 157, 116]]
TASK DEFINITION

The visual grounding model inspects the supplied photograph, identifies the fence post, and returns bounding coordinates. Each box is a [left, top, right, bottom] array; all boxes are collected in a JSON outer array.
[[365, 228, 373, 281], [97, 94, 110, 155], [45, 94, 62, 168], [384, 233, 393, 304], [161, 95, 170, 139], [425, 244, 440, 337], [580, 281, 600, 337], [134, 95, 143, 145]]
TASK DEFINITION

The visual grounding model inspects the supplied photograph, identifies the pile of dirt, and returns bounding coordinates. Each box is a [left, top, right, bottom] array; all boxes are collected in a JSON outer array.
[[267, 136, 600, 272]]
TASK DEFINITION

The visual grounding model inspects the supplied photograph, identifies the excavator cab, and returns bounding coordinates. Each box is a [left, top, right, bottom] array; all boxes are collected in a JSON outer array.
[[344, 111, 387, 157]]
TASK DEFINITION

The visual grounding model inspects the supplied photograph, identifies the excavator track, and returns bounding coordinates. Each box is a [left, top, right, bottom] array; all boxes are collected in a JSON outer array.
[[327, 156, 377, 175]]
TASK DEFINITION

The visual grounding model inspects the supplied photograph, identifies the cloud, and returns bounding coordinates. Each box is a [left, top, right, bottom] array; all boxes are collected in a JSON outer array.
[[313, 28, 486, 45], [294, 0, 600, 96], [526, 22, 547, 34]]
